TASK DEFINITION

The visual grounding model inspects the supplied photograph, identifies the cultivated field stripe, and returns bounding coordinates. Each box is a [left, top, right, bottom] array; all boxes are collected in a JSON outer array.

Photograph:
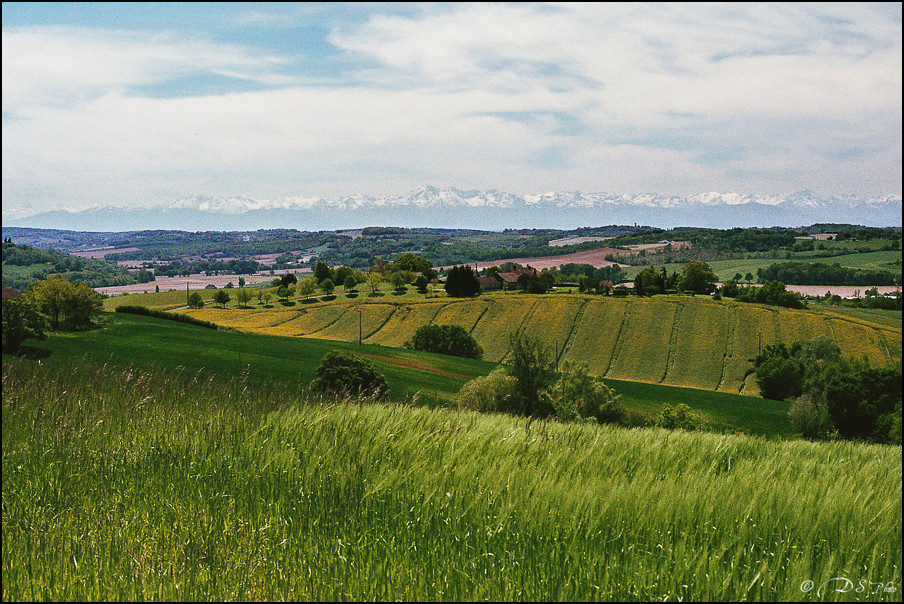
[[665, 300, 729, 390]]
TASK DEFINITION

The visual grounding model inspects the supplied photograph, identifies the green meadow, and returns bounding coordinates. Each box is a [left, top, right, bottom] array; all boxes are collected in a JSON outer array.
[[24, 312, 497, 406], [9, 311, 793, 437], [3, 357, 901, 601]]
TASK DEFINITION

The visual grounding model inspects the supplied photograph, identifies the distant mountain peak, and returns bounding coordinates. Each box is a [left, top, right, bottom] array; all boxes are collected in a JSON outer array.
[[4, 186, 900, 232]]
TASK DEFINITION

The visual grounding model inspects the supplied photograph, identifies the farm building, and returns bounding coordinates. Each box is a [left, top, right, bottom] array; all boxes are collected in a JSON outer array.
[[495, 265, 540, 290], [2, 287, 23, 300]]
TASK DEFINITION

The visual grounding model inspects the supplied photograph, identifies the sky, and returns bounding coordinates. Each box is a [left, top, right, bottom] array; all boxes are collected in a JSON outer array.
[[2, 2, 901, 219]]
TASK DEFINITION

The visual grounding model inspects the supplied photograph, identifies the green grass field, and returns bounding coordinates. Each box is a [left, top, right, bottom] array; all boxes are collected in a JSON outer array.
[[20, 312, 497, 406], [6, 311, 796, 437], [624, 249, 902, 282], [3, 357, 900, 601]]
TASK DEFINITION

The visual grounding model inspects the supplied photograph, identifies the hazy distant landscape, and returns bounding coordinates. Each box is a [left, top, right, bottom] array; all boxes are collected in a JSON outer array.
[[5, 186, 902, 232]]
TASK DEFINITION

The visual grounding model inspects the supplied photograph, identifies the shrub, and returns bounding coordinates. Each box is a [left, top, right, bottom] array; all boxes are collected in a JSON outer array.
[[788, 393, 834, 439], [114, 306, 218, 329], [2, 296, 47, 351], [506, 331, 555, 417], [310, 350, 388, 399], [406, 324, 483, 359], [548, 361, 623, 424], [656, 403, 699, 431], [456, 368, 518, 413]]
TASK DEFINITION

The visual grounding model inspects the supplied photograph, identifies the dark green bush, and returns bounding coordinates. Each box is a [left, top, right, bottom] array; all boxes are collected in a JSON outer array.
[[406, 324, 483, 359], [310, 350, 388, 399]]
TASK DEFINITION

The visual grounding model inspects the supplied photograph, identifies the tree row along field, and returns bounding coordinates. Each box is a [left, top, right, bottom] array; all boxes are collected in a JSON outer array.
[[181, 294, 902, 395]]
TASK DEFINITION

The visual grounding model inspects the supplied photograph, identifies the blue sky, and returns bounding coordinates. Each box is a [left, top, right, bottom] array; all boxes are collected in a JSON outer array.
[[2, 2, 901, 217]]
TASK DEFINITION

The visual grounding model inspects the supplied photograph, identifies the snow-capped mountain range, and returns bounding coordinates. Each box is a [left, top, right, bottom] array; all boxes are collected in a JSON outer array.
[[5, 186, 901, 232]]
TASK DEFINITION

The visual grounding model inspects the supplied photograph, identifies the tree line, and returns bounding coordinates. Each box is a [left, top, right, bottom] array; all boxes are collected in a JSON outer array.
[[2, 274, 105, 351], [754, 335, 901, 444], [757, 261, 900, 286]]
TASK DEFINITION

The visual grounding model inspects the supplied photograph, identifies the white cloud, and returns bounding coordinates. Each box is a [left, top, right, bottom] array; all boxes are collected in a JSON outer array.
[[2, 26, 285, 114], [2, 3, 901, 218]]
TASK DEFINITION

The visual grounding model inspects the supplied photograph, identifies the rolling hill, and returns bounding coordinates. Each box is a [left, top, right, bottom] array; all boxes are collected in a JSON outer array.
[[176, 293, 901, 396]]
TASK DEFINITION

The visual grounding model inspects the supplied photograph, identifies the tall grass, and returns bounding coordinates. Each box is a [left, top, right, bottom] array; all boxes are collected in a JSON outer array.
[[3, 358, 901, 601]]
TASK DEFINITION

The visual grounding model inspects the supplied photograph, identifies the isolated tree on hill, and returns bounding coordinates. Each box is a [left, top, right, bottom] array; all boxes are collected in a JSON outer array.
[[366, 271, 384, 295], [235, 288, 253, 308], [444, 265, 481, 297], [188, 292, 204, 308], [314, 261, 333, 283], [214, 289, 231, 308], [390, 271, 407, 292], [678, 261, 718, 295], [414, 275, 429, 293], [320, 278, 335, 296], [297, 276, 317, 300], [344, 274, 358, 293], [333, 266, 354, 288]]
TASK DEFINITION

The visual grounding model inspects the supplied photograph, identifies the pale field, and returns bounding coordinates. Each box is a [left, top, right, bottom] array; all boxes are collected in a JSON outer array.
[[785, 284, 901, 298], [94, 271, 308, 296]]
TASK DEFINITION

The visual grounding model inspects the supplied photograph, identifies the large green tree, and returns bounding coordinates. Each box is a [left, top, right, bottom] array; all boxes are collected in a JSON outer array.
[[506, 331, 555, 417], [2, 296, 47, 351], [392, 253, 436, 280], [678, 261, 718, 295], [214, 289, 231, 308], [444, 265, 481, 298], [235, 288, 254, 309], [406, 324, 483, 359], [26, 273, 104, 330]]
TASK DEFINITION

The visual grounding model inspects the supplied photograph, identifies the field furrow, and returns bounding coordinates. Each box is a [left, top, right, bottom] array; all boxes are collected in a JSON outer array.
[[367, 302, 446, 348], [664, 301, 729, 390], [303, 303, 392, 343], [563, 297, 628, 376], [433, 299, 491, 332], [827, 316, 899, 364], [469, 298, 538, 361], [606, 298, 676, 384], [721, 304, 779, 394]]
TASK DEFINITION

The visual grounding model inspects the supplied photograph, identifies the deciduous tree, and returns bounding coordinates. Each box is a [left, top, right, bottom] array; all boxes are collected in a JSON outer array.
[[444, 265, 480, 298], [310, 350, 388, 399]]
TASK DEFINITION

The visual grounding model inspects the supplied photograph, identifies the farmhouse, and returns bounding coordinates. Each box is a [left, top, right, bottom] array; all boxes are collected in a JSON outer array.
[[2, 287, 23, 300], [495, 265, 539, 290], [477, 276, 502, 291]]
